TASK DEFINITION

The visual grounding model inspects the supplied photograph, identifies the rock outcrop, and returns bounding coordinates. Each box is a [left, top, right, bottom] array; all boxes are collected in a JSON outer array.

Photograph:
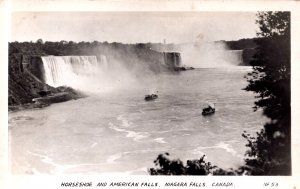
[[163, 52, 181, 68]]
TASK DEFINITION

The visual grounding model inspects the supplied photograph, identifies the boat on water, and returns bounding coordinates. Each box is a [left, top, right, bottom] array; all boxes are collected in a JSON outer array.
[[202, 103, 215, 116], [144, 94, 158, 101]]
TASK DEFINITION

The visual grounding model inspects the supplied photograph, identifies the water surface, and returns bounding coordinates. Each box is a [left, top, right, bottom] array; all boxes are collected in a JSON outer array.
[[9, 67, 267, 175]]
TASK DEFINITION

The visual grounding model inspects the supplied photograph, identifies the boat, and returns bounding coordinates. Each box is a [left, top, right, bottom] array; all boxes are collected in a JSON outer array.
[[144, 94, 158, 101], [202, 103, 215, 116]]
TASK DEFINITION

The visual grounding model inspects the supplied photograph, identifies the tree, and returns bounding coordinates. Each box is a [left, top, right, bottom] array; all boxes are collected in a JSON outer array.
[[243, 11, 291, 175], [36, 38, 44, 44], [149, 153, 217, 175]]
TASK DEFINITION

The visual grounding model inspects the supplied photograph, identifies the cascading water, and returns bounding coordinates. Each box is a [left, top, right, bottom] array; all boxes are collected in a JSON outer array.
[[41, 55, 140, 93], [42, 56, 103, 88], [99, 55, 108, 71], [226, 50, 243, 65]]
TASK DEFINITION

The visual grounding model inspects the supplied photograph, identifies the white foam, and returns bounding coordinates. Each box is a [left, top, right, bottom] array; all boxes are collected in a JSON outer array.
[[90, 142, 97, 148], [108, 122, 125, 132], [27, 151, 104, 174], [108, 122, 149, 142], [126, 131, 149, 142], [216, 142, 238, 156], [154, 137, 167, 144], [106, 153, 122, 164], [117, 115, 131, 128], [192, 141, 241, 158]]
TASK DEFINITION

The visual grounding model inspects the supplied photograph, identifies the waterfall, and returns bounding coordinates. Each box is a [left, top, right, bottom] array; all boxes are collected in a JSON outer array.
[[99, 55, 108, 70], [179, 42, 245, 68], [173, 53, 177, 67], [42, 56, 102, 88], [226, 50, 243, 65], [41, 55, 142, 93]]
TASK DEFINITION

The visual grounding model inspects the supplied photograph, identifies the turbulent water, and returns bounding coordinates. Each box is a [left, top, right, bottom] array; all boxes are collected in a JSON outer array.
[[9, 67, 267, 175]]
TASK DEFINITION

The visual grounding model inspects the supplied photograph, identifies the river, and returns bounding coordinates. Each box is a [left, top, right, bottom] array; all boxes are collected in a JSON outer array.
[[9, 67, 267, 175]]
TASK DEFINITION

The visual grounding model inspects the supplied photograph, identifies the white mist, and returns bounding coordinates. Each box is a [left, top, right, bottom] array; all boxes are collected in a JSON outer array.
[[178, 42, 243, 68]]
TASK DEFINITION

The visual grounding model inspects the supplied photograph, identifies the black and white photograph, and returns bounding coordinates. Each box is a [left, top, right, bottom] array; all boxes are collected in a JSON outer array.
[[1, 0, 300, 188]]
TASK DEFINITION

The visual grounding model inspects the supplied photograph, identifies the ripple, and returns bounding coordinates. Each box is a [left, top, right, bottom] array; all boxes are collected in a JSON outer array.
[[27, 150, 105, 174], [192, 141, 242, 158], [108, 122, 149, 142], [154, 137, 167, 144]]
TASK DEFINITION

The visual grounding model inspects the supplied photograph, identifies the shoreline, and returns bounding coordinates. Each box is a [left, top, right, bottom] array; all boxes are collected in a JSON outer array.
[[8, 102, 50, 113], [9, 87, 86, 113]]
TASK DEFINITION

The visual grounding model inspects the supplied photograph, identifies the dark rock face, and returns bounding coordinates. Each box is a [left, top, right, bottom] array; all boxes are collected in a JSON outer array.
[[8, 54, 58, 105], [163, 52, 195, 71], [38, 90, 52, 97], [163, 52, 182, 69], [56, 86, 86, 100], [32, 92, 72, 104], [174, 66, 194, 71], [25, 56, 45, 82]]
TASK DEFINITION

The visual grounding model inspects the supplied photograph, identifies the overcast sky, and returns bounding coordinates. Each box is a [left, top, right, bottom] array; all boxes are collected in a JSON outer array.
[[11, 12, 258, 43]]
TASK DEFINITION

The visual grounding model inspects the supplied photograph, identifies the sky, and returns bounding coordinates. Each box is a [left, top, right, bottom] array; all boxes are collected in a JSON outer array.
[[11, 12, 258, 43]]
